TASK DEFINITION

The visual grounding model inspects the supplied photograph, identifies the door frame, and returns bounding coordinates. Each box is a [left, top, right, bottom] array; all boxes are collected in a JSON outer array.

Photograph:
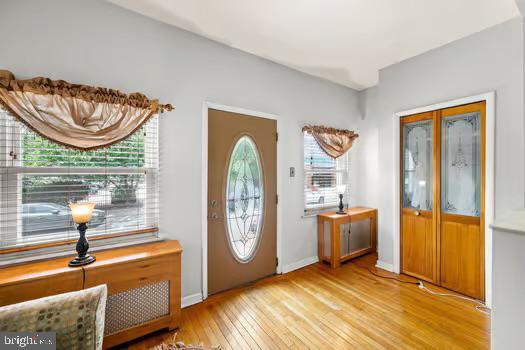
[[201, 102, 283, 300], [392, 92, 495, 307]]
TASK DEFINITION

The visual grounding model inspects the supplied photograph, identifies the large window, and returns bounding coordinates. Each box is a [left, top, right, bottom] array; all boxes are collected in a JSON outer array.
[[0, 109, 159, 250], [303, 132, 349, 213]]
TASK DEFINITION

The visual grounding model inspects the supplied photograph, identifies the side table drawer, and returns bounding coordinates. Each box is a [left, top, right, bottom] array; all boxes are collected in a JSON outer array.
[[84, 255, 176, 295]]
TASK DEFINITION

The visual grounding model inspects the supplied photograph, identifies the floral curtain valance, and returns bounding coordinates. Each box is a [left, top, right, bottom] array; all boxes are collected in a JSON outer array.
[[0, 70, 173, 150], [302, 125, 359, 159]]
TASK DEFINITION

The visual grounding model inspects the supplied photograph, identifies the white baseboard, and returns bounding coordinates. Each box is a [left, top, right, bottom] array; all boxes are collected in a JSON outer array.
[[181, 293, 203, 308], [282, 256, 319, 274], [375, 260, 394, 272]]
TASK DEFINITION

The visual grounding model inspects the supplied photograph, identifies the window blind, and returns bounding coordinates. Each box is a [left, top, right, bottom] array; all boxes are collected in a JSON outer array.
[[303, 132, 349, 213], [0, 108, 159, 250]]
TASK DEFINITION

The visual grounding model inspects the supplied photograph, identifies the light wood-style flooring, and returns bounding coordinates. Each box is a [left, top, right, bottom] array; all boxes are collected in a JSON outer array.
[[126, 254, 490, 349]]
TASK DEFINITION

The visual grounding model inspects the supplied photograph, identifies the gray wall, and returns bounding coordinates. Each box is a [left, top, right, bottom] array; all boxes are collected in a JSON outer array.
[[0, 0, 361, 298], [356, 17, 525, 264], [492, 221, 525, 349]]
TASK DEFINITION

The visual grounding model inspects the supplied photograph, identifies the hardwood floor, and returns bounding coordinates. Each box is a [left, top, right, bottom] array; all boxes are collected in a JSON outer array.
[[125, 254, 489, 349]]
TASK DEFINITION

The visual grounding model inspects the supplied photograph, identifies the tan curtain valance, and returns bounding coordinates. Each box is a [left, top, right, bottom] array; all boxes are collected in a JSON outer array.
[[302, 125, 359, 159], [0, 70, 173, 150]]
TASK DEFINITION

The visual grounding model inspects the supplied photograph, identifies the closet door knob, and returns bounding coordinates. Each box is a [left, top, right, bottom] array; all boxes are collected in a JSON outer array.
[[414, 211, 421, 216]]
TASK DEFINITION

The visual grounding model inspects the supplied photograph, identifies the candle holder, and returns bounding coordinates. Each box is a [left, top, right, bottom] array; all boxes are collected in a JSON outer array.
[[68, 202, 96, 267], [336, 185, 347, 215]]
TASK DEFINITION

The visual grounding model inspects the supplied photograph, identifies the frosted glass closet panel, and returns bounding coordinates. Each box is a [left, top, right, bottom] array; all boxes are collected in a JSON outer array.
[[441, 112, 481, 217], [403, 120, 433, 211]]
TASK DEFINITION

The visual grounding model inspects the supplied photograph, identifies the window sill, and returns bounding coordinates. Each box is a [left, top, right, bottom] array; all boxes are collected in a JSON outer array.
[[0, 232, 162, 267], [302, 205, 341, 218]]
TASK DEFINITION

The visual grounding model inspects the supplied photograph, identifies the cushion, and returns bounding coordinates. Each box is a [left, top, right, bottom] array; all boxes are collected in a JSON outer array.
[[0, 284, 107, 350]]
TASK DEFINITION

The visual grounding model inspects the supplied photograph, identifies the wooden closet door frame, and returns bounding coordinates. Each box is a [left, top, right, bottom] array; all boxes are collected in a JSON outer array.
[[400, 111, 438, 283], [400, 103, 486, 298], [392, 92, 495, 307]]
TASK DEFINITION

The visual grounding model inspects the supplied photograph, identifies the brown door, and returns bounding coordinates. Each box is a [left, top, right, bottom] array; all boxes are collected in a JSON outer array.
[[438, 102, 485, 300], [401, 102, 485, 300], [401, 111, 437, 283], [208, 109, 277, 295]]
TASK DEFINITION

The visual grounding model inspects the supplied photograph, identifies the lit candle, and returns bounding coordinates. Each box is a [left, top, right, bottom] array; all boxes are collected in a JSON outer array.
[[69, 202, 96, 224]]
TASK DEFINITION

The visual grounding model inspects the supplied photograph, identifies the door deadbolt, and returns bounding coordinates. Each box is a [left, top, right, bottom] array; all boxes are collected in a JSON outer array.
[[211, 200, 218, 207]]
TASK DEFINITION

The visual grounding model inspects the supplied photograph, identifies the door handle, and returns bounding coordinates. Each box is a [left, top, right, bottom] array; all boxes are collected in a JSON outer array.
[[414, 211, 421, 216], [208, 212, 224, 220]]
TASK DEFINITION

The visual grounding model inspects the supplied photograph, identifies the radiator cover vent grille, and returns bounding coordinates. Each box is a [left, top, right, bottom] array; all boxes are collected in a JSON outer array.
[[105, 280, 170, 335]]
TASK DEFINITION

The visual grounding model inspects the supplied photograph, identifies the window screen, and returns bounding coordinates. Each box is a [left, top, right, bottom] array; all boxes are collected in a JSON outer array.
[[0, 108, 159, 250]]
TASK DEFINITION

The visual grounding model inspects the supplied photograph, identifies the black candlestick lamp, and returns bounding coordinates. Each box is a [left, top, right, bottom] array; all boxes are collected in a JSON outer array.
[[336, 185, 347, 215], [68, 202, 97, 267]]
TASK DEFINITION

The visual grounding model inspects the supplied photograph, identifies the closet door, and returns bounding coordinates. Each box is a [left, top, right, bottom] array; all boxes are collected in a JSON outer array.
[[439, 102, 485, 299], [400, 112, 437, 283]]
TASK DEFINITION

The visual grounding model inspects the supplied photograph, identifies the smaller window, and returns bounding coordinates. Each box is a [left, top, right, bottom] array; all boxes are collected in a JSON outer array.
[[303, 132, 350, 214]]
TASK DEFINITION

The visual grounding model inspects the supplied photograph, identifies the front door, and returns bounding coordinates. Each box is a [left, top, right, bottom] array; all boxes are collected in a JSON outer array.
[[207, 108, 277, 295]]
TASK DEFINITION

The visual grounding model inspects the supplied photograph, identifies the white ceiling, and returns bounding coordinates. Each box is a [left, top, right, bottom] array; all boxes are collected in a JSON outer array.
[[108, 0, 520, 90]]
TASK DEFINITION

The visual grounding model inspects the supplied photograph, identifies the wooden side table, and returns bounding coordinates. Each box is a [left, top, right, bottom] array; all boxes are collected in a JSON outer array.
[[317, 207, 377, 268]]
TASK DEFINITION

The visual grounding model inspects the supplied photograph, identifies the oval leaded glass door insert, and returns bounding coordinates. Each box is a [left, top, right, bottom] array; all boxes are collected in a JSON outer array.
[[225, 135, 264, 262]]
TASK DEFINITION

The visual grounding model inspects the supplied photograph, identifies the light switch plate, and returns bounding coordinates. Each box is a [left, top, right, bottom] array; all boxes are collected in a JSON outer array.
[[289, 167, 295, 177]]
